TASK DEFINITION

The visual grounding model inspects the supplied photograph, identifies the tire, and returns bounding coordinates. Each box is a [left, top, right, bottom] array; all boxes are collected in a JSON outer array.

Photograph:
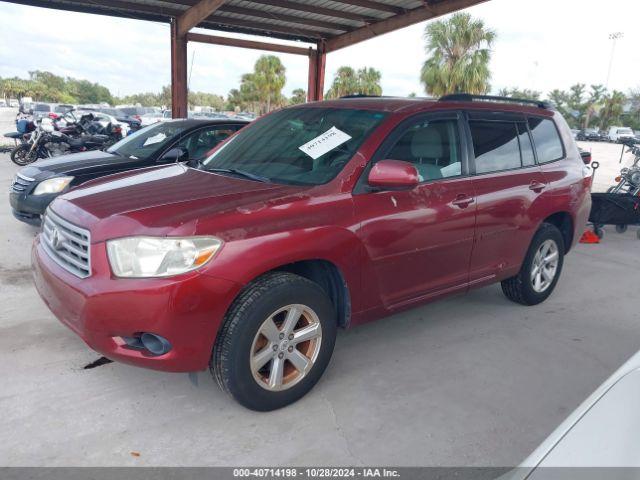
[[501, 223, 565, 306], [594, 226, 605, 239], [616, 224, 628, 234], [10, 144, 36, 166], [211, 272, 337, 411]]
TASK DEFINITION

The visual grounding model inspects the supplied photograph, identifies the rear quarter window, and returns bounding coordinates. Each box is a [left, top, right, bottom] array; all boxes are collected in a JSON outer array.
[[529, 117, 564, 163]]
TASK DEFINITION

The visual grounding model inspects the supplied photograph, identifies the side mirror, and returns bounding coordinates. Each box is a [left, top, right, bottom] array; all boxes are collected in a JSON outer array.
[[580, 150, 592, 165], [160, 147, 188, 162], [368, 159, 420, 190]]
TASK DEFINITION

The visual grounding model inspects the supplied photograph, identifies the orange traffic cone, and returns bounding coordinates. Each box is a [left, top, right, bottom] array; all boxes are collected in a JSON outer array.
[[580, 229, 600, 244]]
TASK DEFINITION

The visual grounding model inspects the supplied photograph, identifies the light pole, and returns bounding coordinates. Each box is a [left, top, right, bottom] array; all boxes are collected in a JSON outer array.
[[606, 32, 624, 90]]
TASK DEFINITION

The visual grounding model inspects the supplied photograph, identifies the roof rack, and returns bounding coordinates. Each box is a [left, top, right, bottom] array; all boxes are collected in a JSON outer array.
[[439, 94, 553, 110], [340, 94, 383, 99]]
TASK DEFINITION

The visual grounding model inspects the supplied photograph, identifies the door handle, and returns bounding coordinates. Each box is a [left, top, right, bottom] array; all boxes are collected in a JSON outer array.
[[452, 195, 475, 209], [529, 181, 547, 192]]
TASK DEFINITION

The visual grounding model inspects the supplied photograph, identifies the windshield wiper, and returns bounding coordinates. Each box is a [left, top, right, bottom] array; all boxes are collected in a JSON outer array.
[[206, 167, 270, 183]]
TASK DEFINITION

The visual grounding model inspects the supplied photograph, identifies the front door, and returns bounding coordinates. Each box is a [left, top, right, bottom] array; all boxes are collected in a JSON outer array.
[[353, 113, 477, 308]]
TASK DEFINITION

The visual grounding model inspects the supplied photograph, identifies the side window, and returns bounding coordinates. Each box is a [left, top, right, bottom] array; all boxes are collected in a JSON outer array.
[[517, 122, 536, 167], [529, 118, 564, 163], [385, 119, 462, 182], [175, 126, 238, 160], [470, 121, 521, 174]]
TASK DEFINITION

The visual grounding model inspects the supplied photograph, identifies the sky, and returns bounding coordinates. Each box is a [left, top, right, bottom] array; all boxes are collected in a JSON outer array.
[[0, 0, 639, 100]]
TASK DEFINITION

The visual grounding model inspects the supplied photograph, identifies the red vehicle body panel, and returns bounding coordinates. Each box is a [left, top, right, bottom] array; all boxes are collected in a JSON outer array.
[[32, 98, 592, 372]]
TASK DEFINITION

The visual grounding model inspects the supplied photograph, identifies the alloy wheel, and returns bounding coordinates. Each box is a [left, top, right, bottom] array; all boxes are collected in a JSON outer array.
[[530, 239, 559, 293], [250, 304, 322, 392]]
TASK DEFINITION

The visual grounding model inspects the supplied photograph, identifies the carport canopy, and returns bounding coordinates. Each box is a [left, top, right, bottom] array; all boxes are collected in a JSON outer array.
[[4, 0, 489, 116]]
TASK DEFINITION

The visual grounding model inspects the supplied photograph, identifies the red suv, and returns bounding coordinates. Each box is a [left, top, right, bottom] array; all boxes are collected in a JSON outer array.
[[32, 95, 592, 410]]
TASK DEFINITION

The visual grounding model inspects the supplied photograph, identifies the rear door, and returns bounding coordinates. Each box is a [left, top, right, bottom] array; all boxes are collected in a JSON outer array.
[[466, 112, 548, 283], [353, 112, 477, 308]]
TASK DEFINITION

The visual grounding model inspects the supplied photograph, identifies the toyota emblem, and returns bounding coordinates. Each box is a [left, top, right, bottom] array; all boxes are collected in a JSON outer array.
[[51, 227, 63, 250]]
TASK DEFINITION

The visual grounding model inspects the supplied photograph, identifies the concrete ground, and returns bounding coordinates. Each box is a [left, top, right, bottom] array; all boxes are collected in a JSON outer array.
[[1, 143, 639, 467]]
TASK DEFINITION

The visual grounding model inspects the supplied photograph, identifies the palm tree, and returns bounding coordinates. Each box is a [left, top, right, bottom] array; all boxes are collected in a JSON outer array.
[[252, 55, 286, 113], [497, 88, 541, 100], [599, 91, 627, 130], [357, 67, 382, 96], [289, 88, 306, 105], [583, 84, 606, 129], [326, 67, 360, 99], [420, 13, 495, 97], [326, 66, 383, 99]]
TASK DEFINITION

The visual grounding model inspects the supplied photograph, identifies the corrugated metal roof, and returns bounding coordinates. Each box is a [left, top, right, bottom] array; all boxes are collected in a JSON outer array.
[[2, 0, 481, 44]]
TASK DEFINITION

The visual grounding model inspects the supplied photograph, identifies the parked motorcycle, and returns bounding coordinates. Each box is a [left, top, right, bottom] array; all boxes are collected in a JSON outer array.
[[607, 141, 640, 196], [10, 117, 116, 166], [3, 113, 36, 149]]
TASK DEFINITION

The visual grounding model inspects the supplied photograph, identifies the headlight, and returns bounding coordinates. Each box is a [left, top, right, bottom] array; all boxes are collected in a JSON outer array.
[[106, 236, 222, 278], [33, 176, 74, 195]]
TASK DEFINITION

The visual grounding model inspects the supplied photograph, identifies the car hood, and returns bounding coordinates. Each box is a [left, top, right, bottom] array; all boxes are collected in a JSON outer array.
[[19, 150, 142, 180], [51, 164, 308, 242]]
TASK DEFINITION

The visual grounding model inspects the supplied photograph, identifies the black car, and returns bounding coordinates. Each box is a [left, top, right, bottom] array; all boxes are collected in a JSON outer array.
[[576, 128, 605, 142], [9, 119, 248, 226]]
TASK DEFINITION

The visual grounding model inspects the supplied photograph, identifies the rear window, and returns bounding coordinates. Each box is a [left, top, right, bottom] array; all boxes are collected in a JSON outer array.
[[529, 118, 564, 163], [34, 104, 50, 112], [470, 121, 522, 174]]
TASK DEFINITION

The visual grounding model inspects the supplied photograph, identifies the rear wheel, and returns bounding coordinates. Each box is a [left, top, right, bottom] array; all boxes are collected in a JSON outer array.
[[10, 144, 36, 166], [502, 223, 565, 306], [211, 272, 337, 411], [616, 224, 628, 234]]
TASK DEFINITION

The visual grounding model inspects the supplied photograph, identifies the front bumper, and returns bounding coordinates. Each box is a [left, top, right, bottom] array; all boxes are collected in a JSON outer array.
[[32, 236, 242, 372], [9, 190, 58, 226]]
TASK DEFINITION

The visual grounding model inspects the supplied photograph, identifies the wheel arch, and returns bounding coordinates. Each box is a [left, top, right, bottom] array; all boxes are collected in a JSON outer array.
[[541, 211, 574, 253], [233, 258, 352, 329]]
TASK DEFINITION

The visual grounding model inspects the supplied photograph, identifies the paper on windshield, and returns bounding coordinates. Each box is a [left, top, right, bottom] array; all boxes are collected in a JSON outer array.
[[143, 133, 167, 147], [298, 127, 352, 160]]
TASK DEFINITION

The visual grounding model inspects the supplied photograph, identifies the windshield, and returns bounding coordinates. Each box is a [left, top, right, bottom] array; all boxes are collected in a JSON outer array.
[[201, 107, 387, 185], [618, 128, 633, 134], [106, 122, 186, 159]]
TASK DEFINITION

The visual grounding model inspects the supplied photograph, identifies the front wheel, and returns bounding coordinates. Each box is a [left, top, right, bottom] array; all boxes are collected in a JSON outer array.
[[10, 144, 37, 166], [211, 272, 337, 411], [501, 223, 565, 306]]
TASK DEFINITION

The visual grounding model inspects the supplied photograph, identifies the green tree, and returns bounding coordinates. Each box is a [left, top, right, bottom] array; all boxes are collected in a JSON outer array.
[[497, 87, 541, 100], [583, 84, 606, 129], [290, 88, 307, 105], [326, 67, 359, 98], [325, 66, 383, 99], [357, 67, 382, 96], [252, 55, 286, 113], [599, 91, 627, 129], [420, 12, 495, 97]]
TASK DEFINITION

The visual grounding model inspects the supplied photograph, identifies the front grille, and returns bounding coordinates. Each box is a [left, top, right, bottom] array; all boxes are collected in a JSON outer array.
[[41, 208, 91, 278], [10, 172, 34, 194]]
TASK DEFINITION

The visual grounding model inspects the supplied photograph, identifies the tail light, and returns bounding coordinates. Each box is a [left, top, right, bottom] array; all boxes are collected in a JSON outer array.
[[615, 176, 622, 182], [133, 115, 141, 121], [49, 113, 59, 119], [580, 150, 592, 165]]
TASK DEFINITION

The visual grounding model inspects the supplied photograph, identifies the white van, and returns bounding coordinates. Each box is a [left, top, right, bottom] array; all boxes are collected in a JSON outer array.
[[608, 126, 635, 143]]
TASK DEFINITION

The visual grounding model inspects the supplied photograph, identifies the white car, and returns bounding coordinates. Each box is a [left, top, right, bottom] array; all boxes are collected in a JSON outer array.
[[608, 126, 635, 143], [503, 350, 640, 479], [140, 110, 172, 127]]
